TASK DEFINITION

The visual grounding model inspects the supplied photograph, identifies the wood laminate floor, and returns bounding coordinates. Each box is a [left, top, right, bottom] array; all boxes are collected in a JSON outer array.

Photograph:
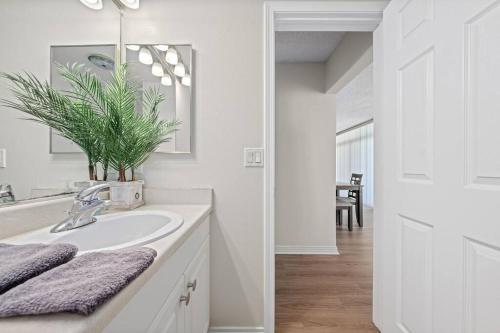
[[276, 208, 377, 333]]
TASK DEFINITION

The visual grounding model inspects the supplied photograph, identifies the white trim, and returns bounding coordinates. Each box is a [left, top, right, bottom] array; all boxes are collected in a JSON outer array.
[[208, 327, 265, 333], [263, 3, 276, 333], [276, 11, 383, 32], [275, 245, 339, 255], [263, 2, 387, 333]]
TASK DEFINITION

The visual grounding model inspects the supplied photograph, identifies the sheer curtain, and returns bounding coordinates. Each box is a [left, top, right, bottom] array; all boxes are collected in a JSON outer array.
[[336, 122, 374, 207]]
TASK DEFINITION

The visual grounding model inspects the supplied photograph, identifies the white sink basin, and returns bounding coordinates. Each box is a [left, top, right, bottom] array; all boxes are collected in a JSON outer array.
[[6, 210, 184, 254]]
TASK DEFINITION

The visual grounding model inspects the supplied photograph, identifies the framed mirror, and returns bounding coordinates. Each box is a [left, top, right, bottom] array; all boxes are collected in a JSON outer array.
[[126, 44, 192, 153], [50, 44, 117, 153]]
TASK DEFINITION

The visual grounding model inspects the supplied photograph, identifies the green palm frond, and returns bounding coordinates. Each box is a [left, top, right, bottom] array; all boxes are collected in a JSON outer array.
[[0, 71, 104, 179], [1, 62, 181, 182]]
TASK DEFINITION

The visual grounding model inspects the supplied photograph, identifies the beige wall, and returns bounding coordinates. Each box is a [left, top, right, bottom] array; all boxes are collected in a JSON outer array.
[[275, 63, 337, 250], [123, 0, 264, 327], [0, 0, 264, 327], [325, 32, 373, 93]]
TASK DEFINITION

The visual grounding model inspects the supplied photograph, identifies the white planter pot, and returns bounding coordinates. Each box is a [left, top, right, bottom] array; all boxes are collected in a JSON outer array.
[[109, 180, 144, 209]]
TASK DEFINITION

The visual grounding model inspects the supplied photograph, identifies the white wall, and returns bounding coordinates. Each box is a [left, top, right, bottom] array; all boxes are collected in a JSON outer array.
[[336, 122, 374, 207], [275, 63, 337, 250], [0, 0, 120, 200], [325, 32, 373, 93]]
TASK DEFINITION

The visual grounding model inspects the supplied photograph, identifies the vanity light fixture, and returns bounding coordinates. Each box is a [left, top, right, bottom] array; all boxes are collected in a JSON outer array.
[[174, 63, 186, 77], [138, 47, 153, 65], [161, 75, 173, 86], [79, 0, 139, 10], [151, 62, 164, 77], [79, 0, 103, 10], [154, 45, 169, 52], [165, 48, 178, 65], [119, 0, 140, 9], [181, 75, 191, 86], [126, 44, 140, 51]]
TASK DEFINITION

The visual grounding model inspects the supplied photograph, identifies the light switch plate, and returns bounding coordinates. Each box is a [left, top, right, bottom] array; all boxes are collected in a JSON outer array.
[[0, 149, 5, 168], [244, 148, 264, 167]]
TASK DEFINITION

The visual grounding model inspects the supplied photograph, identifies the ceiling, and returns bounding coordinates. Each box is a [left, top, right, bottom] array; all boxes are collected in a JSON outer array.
[[336, 64, 373, 132], [275, 31, 345, 63]]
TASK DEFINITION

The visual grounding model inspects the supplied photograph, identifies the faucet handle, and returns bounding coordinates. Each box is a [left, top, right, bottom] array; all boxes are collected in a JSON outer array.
[[0, 184, 13, 193], [0, 184, 15, 201], [76, 183, 110, 203]]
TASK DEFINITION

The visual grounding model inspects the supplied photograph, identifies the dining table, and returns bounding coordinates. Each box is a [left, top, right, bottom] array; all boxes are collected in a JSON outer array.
[[336, 182, 364, 227]]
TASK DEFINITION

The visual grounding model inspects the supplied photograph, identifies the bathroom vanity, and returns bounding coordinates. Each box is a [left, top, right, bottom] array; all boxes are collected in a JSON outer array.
[[0, 188, 212, 333]]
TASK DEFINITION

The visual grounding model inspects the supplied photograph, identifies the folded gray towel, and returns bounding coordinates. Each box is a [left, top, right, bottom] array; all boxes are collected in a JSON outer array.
[[0, 243, 78, 294], [0, 247, 157, 317]]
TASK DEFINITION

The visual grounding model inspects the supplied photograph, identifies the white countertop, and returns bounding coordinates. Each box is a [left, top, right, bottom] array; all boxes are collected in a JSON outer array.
[[0, 203, 212, 333]]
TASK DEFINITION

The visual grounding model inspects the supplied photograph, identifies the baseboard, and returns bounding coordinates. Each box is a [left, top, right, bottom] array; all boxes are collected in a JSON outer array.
[[275, 245, 339, 255], [208, 326, 265, 333]]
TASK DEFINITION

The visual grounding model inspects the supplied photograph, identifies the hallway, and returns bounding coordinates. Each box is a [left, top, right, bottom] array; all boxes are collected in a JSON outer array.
[[275, 209, 377, 333]]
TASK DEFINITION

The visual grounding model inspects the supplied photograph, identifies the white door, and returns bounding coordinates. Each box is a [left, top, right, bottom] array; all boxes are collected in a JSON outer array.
[[185, 239, 210, 333], [378, 0, 500, 332], [147, 277, 186, 333]]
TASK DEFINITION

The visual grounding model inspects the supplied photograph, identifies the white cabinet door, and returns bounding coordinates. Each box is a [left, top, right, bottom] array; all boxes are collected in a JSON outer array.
[[379, 0, 500, 332], [147, 277, 187, 333], [185, 238, 210, 333]]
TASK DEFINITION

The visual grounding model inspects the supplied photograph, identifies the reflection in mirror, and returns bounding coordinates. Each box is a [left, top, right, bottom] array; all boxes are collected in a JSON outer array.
[[126, 44, 192, 153], [50, 45, 117, 153]]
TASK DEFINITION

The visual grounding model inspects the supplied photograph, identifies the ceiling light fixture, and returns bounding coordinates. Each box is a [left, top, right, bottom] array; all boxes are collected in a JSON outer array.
[[174, 63, 186, 77], [138, 47, 153, 65], [154, 45, 169, 52], [165, 48, 178, 65], [161, 75, 173, 86], [151, 62, 164, 77], [79, 0, 103, 10], [181, 75, 191, 86], [119, 0, 140, 9], [126, 44, 140, 51]]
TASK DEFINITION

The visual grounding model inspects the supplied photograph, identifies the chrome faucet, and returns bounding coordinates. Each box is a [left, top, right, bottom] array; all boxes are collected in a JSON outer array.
[[51, 183, 111, 233], [0, 184, 15, 205]]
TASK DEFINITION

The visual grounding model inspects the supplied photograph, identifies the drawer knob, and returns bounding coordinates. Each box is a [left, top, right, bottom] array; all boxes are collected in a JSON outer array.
[[187, 279, 197, 292], [180, 292, 191, 306]]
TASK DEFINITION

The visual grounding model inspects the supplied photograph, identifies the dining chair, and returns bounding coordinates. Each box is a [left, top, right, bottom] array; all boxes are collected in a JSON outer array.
[[336, 199, 354, 231], [337, 173, 363, 225]]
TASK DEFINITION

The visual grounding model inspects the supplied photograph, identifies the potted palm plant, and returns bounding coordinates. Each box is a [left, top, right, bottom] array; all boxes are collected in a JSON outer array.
[[1, 63, 180, 209]]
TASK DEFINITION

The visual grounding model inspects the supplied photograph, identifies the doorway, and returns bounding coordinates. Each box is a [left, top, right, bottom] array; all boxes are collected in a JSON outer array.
[[274, 31, 375, 331], [263, 2, 386, 332]]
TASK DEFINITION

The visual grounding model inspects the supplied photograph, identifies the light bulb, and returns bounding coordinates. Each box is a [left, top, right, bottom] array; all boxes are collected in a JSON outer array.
[[181, 75, 191, 86], [161, 75, 173, 86], [119, 0, 139, 9], [165, 48, 178, 65], [126, 44, 140, 51], [154, 45, 169, 52], [174, 63, 186, 77], [138, 48, 153, 65], [79, 0, 103, 10], [151, 62, 164, 77]]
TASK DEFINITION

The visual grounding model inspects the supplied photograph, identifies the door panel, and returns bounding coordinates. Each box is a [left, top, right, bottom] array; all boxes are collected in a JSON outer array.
[[185, 239, 210, 333], [465, 2, 500, 186], [380, 0, 500, 332], [397, 216, 433, 333], [147, 277, 186, 333]]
